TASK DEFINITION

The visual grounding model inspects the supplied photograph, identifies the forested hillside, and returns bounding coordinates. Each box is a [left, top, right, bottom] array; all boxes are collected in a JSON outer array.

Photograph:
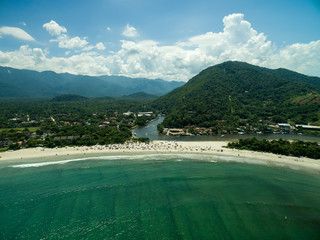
[[154, 61, 320, 129]]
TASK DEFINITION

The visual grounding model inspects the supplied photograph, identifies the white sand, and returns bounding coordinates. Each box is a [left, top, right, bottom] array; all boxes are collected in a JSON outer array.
[[1, 140, 319, 172]]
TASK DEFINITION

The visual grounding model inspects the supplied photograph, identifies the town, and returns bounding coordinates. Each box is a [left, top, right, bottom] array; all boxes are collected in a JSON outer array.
[[160, 123, 320, 136], [0, 99, 157, 151]]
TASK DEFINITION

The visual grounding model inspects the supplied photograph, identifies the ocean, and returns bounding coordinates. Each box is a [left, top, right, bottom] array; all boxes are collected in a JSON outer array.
[[0, 154, 320, 239]]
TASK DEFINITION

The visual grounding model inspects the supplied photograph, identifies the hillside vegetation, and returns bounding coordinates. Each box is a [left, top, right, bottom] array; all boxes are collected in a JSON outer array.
[[51, 94, 89, 102], [154, 61, 320, 130], [228, 138, 320, 159]]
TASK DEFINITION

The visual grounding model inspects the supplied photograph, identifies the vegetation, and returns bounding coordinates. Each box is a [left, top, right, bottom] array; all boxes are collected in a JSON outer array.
[[227, 138, 320, 159], [153, 61, 320, 133], [50, 94, 89, 102], [0, 127, 41, 132], [0, 97, 157, 150], [1, 61, 320, 151]]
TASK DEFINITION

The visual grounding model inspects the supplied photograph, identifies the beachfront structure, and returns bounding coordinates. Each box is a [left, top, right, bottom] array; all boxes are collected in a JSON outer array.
[[167, 129, 185, 136], [137, 112, 153, 117], [295, 124, 320, 131]]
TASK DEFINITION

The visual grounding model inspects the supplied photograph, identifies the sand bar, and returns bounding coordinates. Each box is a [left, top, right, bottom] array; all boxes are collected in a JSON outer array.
[[0, 140, 319, 172]]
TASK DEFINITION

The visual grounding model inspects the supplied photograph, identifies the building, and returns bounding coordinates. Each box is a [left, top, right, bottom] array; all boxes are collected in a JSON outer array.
[[278, 123, 291, 131], [167, 129, 185, 136], [123, 111, 133, 116], [137, 112, 153, 117], [295, 125, 320, 131]]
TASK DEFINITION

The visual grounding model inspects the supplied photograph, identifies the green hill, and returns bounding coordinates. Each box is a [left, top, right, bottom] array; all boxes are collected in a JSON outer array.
[[154, 61, 320, 131]]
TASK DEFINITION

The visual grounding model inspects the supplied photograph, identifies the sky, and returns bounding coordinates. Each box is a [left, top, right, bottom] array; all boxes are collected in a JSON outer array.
[[0, 0, 319, 81]]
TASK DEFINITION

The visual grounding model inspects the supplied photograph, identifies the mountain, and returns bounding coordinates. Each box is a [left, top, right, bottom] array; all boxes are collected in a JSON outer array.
[[0, 67, 184, 98], [154, 61, 320, 129], [98, 76, 183, 96], [122, 92, 158, 99], [219, 62, 320, 88]]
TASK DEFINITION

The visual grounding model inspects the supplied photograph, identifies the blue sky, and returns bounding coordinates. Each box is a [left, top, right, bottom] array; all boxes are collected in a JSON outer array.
[[0, 0, 320, 81]]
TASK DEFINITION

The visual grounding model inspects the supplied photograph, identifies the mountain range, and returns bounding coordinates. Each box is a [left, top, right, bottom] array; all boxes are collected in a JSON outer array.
[[154, 61, 320, 128], [0, 67, 184, 98]]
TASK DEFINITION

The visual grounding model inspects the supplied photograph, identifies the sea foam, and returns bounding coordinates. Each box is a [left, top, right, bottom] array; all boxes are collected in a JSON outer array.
[[9, 153, 267, 168]]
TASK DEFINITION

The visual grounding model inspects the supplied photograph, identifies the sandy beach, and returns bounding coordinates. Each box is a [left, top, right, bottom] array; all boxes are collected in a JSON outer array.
[[1, 140, 319, 172]]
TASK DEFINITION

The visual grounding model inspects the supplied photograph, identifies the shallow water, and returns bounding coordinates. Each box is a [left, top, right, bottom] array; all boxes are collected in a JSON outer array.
[[1, 154, 320, 239]]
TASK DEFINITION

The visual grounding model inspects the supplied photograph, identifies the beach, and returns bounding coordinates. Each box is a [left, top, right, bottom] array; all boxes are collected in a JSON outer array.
[[1, 141, 320, 239], [1, 140, 319, 172]]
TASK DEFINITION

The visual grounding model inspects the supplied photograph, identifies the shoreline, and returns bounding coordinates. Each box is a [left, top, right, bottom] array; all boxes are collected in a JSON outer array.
[[1, 140, 320, 173]]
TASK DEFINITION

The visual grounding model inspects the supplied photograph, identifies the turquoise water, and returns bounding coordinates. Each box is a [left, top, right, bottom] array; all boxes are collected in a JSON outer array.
[[0, 154, 320, 239]]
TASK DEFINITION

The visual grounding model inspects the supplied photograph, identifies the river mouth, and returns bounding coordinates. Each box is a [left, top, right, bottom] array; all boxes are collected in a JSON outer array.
[[133, 117, 320, 142]]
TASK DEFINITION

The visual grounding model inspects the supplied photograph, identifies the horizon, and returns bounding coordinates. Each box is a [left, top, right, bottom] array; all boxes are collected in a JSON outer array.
[[0, 0, 320, 81], [1, 60, 318, 82]]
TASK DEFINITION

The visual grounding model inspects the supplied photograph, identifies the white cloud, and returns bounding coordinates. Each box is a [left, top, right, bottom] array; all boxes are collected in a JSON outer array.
[[82, 42, 106, 52], [1, 13, 320, 81], [43, 20, 67, 36], [265, 40, 320, 77], [0, 26, 35, 41], [96, 42, 106, 51], [182, 13, 272, 65], [122, 24, 139, 38], [42, 20, 103, 52], [104, 13, 275, 79], [57, 35, 88, 49], [0, 45, 45, 69], [0, 45, 109, 76], [43, 20, 89, 50], [106, 27, 111, 31]]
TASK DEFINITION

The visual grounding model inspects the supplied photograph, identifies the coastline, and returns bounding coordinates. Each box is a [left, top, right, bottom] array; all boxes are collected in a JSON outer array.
[[1, 140, 319, 173]]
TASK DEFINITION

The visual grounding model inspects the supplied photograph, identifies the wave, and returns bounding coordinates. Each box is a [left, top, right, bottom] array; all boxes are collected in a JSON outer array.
[[11, 158, 91, 168], [9, 153, 268, 168]]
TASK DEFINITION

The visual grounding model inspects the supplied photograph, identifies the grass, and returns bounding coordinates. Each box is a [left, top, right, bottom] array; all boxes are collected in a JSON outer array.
[[0, 127, 41, 132], [300, 129, 320, 136], [292, 93, 320, 104], [0, 148, 8, 152]]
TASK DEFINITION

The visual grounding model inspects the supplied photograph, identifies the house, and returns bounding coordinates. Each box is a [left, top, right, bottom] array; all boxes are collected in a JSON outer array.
[[138, 112, 153, 117], [278, 123, 291, 131], [295, 124, 320, 131], [167, 129, 185, 136], [53, 136, 80, 141], [123, 111, 133, 116]]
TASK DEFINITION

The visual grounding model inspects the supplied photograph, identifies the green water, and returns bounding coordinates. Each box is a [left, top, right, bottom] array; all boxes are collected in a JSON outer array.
[[0, 155, 320, 239]]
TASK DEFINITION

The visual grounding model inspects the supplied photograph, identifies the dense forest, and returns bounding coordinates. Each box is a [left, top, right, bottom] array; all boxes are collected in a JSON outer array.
[[153, 61, 320, 132], [227, 138, 320, 159]]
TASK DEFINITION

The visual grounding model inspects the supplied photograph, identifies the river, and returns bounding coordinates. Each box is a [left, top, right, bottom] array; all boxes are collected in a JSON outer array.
[[133, 117, 320, 142]]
